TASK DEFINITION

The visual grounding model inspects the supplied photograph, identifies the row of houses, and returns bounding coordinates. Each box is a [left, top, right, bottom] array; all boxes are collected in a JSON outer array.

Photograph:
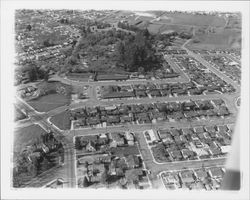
[[191, 48, 241, 60], [71, 100, 230, 129], [161, 167, 225, 190], [75, 132, 136, 152], [99, 69, 235, 100]]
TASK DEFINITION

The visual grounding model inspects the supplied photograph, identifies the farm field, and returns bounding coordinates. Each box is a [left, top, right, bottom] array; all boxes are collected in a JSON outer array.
[[13, 124, 47, 158], [50, 110, 71, 130]]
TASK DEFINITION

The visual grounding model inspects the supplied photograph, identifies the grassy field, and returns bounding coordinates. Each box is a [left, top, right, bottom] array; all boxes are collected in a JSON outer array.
[[14, 124, 46, 157], [159, 24, 193, 34], [28, 93, 70, 112], [27, 81, 72, 112], [50, 111, 71, 130], [187, 28, 241, 50], [163, 13, 226, 27], [147, 23, 164, 34]]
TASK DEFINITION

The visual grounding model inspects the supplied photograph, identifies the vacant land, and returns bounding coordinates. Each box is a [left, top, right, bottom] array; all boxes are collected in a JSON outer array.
[[50, 111, 71, 130], [110, 145, 140, 157], [188, 29, 241, 50], [13, 124, 46, 157], [28, 93, 70, 112], [163, 13, 226, 27]]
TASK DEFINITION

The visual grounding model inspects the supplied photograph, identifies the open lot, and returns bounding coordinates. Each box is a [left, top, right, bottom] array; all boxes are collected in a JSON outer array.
[[50, 110, 71, 130], [28, 93, 70, 112], [187, 29, 241, 50], [162, 13, 226, 27]]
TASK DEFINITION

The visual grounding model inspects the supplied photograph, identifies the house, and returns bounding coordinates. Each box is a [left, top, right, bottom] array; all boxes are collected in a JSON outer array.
[[109, 161, 117, 175], [194, 169, 208, 181], [41, 144, 50, 153], [125, 132, 134, 146], [149, 89, 162, 97], [161, 89, 171, 96], [163, 173, 179, 185], [170, 150, 183, 161], [90, 173, 102, 183], [216, 125, 229, 132], [86, 141, 96, 152], [211, 99, 224, 107], [120, 115, 133, 123], [135, 90, 148, 98], [107, 116, 120, 124], [125, 155, 140, 169], [91, 163, 105, 174], [204, 126, 216, 133], [170, 129, 180, 136], [110, 133, 125, 147], [208, 167, 224, 178], [181, 128, 193, 135], [183, 101, 196, 111], [209, 147, 221, 156], [193, 140, 203, 148], [162, 134, 174, 144], [144, 129, 158, 142], [181, 149, 195, 160], [193, 126, 204, 134], [220, 145, 231, 154], [179, 170, 195, 184]]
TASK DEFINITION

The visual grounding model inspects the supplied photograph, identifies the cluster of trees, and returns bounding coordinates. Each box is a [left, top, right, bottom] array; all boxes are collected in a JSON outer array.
[[116, 29, 162, 72], [13, 132, 64, 187], [63, 28, 132, 73], [15, 63, 50, 84], [117, 21, 140, 32], [27, 65, 49, 81]]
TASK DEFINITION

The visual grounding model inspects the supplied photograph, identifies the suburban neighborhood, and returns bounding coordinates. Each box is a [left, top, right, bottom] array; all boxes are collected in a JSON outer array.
[[13, 9, 241, 190]]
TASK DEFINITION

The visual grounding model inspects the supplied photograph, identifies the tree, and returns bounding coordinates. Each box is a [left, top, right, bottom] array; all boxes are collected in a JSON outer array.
[[28, 65, 38, 82], [75, 137, 82, 150], [117, 30, 161, 73], [100, 169, 109, 184], [26, 24, 32, 31], [84, 161, 89, 168], [83, 176, 89, 187]]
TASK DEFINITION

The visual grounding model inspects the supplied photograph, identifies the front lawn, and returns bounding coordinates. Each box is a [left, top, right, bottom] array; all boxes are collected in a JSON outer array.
[[50, 110, 71, 130]]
